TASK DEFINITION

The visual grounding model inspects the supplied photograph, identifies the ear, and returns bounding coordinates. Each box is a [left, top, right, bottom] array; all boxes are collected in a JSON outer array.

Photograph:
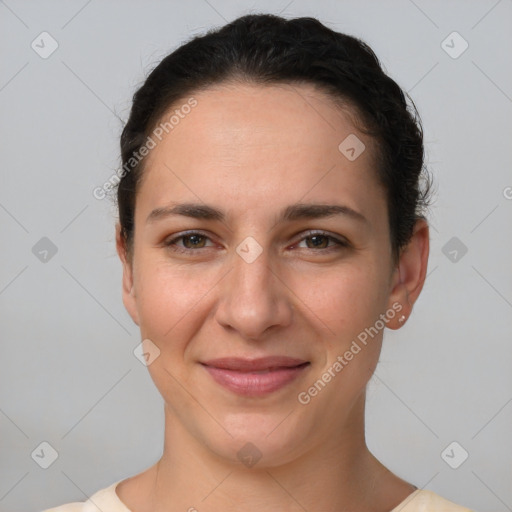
[[115, 223, 139, 326], [386, 219, 430, 330]]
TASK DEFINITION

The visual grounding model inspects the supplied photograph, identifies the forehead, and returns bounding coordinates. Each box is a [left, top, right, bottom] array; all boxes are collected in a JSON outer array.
[[136, 82, 383, 221], [148, 81, 366, 158]]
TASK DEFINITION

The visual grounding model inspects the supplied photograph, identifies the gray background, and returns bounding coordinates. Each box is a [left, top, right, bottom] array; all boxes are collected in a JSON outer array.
[[1, 1, 511, 511]]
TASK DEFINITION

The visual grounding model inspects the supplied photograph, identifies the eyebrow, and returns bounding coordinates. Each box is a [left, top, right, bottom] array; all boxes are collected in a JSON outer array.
[[146, 202, 368, 226]]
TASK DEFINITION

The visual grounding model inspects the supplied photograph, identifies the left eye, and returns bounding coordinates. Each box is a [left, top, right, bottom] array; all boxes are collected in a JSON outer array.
[[295, 232, 347, 250]]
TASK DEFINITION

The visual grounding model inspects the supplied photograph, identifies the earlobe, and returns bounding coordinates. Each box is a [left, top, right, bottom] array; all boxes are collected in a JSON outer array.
[[115, 223, 140, 326], [386, 219, 430, 330]]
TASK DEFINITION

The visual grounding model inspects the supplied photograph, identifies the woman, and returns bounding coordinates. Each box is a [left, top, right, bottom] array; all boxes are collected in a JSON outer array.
[[45, 13, 474, 512]]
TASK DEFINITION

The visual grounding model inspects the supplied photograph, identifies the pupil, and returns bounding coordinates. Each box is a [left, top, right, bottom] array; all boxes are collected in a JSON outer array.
[[186, 235, 204, 248], [308, 235, 327, 248]]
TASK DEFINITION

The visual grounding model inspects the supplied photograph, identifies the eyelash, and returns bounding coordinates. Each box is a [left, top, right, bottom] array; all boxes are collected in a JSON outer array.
[[163, 230, 349, 255]]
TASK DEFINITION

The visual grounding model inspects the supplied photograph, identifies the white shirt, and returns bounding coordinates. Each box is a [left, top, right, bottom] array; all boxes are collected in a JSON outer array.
[[42, 480, 475, 511]]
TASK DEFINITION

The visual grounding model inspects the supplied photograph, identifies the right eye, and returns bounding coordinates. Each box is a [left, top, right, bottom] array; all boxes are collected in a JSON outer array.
[[164, 231, 215, 254]]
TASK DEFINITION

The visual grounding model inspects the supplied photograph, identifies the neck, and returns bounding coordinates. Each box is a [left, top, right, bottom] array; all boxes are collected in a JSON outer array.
[[122, 392, 415, 512]]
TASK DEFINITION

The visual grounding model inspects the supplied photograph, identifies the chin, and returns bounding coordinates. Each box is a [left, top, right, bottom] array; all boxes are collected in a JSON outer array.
[[200, 409, 313, 469]]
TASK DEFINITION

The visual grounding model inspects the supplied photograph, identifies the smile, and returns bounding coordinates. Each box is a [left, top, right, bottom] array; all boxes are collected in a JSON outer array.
[[201, 357, 311, 397]]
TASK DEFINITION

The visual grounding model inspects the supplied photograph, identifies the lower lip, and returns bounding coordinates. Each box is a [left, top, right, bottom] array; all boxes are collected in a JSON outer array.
[[202, 363, 310, 397]]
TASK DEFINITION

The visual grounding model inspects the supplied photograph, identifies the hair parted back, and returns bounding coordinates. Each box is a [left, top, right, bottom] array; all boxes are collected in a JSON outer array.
[[116, 13, 432, 263]]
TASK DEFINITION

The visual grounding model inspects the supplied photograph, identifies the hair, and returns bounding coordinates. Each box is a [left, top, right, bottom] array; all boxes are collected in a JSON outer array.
[[116, 13, 432, 264]]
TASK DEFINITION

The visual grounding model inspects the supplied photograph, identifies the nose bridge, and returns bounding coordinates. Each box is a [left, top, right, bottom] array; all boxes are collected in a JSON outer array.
[[215, 241, 292, 339], [232, 243, 272, 298]]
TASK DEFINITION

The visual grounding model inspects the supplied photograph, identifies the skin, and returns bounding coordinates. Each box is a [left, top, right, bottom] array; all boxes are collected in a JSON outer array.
[[115, 82, 429, 512]]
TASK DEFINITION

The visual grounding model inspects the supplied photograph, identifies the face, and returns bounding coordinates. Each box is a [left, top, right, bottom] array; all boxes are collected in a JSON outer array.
[[117, 82, 420, 467]]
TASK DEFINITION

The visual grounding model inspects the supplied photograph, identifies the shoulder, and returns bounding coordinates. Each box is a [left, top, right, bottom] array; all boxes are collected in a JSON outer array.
[[391, 489, 475, 512], [42, 480, 130, 512]]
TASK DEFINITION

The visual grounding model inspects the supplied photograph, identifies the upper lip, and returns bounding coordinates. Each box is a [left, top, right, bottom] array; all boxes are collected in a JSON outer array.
[[201, 356, 309, 372]]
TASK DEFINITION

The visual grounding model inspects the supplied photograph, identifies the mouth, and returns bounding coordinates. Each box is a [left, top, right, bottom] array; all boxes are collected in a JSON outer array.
[[200, 356, 310, 396]]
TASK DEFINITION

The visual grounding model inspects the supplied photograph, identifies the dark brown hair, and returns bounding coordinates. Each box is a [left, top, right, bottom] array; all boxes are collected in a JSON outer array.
[[116, 13, 432, 263]]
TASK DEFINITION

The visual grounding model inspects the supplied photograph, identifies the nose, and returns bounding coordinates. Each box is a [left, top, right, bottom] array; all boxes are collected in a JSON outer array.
[[214, 245, 293, 341]]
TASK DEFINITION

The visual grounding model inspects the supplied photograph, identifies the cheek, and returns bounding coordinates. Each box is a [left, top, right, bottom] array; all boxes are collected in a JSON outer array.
[[292, 264, 387, 411], [134, 258, 218, 344], [133, 261, 219, 399], [291, 260, 387, 342]]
